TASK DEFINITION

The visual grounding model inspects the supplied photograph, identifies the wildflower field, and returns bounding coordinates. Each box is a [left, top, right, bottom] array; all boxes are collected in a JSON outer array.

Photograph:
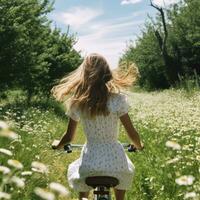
[[0, 89, 199, 200]]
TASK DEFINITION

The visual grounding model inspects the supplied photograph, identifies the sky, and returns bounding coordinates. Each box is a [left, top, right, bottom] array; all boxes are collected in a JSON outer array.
[[48, 0, 180, 69]]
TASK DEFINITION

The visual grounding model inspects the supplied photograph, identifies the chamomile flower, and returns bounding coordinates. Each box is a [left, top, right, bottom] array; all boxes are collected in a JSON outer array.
[[166, 156, 181, 164], [0, 121, 9, 130], [21, 171, 33, 176], [0, 148, 13, 156], [0, 192, 11, 199], [175, 175, 195, 185], [184, 192, 197, 199], [7, 159, 23, 169], [0, 130, 19, 140], [49, 182, 70, 197], [34, 187, 55, 200], [0, 166, 11, 174], [31, 161, 48, 174], [165, 140, 181, 150], [10, 176, 25, 188]]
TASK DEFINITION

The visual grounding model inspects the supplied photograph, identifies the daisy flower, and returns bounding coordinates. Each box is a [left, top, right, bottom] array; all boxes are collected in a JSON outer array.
[[175, 175, 195, 185], [49, 182, 70, 197], [0, 148, 13, 156], [34, 187, 55, 200], [7, 159, 23, 169]]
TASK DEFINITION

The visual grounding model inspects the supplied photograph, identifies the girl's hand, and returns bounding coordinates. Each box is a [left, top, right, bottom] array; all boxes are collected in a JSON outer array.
[[136, 143, 144, 151], [128, 144, 137, 152], [129, 143, 144, 152], [52, 140, 62, 150]]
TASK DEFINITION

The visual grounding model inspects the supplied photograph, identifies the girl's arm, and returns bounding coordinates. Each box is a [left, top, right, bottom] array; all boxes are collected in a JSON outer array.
[[120, 113, 143, 150], [52, 118, 78, 149]]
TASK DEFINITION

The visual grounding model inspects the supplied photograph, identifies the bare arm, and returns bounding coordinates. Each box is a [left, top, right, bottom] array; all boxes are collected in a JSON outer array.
[[52, 118, 78, 149], [120, 113, 143, 150]]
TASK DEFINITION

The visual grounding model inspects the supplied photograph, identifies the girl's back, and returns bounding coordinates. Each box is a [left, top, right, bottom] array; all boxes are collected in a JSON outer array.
[[69, 92, 129, 143], [67, 92, 135, 192]]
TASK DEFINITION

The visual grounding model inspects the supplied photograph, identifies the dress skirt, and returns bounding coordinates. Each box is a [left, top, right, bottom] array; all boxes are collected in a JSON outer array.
[[67, 141, 135, 192]]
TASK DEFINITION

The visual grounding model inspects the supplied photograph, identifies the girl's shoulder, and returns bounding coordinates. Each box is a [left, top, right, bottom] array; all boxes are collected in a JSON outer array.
[[109, 91, 128, 101], [106, 92, 131, 117], [108, 91, 130, 109]]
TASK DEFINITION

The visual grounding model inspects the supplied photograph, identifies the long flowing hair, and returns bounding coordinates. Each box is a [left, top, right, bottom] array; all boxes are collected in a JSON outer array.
[[51, 53, 139, 118]]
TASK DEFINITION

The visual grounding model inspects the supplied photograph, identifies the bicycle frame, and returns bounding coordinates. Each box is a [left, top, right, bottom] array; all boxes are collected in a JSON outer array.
[[93, 186, 110, 200]]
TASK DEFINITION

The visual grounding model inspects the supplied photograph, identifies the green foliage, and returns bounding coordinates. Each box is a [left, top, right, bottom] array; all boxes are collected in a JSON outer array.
[[175, 71, 200, 93], [0, 0, 82, 100], [121, 0, 200, 90], [168, 0, 200, 75], [122, 24, 169, 90]]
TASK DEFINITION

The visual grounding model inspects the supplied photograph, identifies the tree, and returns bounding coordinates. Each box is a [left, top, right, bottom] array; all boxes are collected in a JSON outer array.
[[121, 0, 200, 90], [150, 0, 182, 85], [0, 0, 82, 101], [167, 0, 200, 75], [121, 24, 169, 90]]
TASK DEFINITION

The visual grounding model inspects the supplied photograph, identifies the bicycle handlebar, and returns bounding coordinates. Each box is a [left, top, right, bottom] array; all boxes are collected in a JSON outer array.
[[63, 143, 138, 153]]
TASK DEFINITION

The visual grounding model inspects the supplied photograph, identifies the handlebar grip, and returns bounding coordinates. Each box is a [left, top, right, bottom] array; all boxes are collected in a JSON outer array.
[[64, 144, 72, 153], [128, 144, 137, 152]]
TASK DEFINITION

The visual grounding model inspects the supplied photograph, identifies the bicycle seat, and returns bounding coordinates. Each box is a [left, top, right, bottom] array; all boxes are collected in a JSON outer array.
[[85, 176, 119, 188]]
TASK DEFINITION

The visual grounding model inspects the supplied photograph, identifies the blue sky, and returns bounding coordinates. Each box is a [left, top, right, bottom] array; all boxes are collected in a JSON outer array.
[[48, 0, 179, 68]]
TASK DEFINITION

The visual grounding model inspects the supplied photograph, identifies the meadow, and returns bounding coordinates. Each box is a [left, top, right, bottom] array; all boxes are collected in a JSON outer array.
[[0, 89, 199, 200]]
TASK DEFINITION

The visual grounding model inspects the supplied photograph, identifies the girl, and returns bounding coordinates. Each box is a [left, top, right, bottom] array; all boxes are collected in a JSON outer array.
[[51, 53, 144, 200]]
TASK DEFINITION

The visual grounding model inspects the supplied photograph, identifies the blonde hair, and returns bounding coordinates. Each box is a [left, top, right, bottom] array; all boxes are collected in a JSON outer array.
[[51, 53, 139, 118]]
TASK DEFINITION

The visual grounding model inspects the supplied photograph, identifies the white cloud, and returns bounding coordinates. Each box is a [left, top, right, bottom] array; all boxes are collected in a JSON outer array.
[[74, 18, 143, 68], [121, 0, 142, 5], [152, 0, 180, 6], [53, 6, 103, 29], [89, 11, 146, 31], [74, 37, 130, 68], [51, 6, 146, 67], [84, 19, 143, 39]]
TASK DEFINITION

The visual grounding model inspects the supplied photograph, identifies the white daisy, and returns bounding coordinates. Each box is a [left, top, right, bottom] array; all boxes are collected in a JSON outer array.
[[49, 182, 70, 197], [196, 155, 200, 161], [0, 121, 9, 130], [165, 140, 181, 150], [11, 176, 25, 188], [0, 166, 11, 174], [7, 159, 23, 169], [31, 161, 48, 174], [184, 192, 197, 199], [0, 191, 11, 199], [0, 148, 13, 156], [21, 171, 33, 176], [175, 175, 195, 185], [34, 187, 55, 200], [0, 130, 19, 140], [166, 156, 181, 164]]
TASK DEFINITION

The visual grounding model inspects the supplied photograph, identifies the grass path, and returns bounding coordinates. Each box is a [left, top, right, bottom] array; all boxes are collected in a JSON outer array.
[[0, 89, 199, 200]]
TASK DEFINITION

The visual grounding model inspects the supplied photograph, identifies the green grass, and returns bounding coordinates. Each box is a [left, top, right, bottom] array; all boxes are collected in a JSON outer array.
[[0, 89, 199, 200]]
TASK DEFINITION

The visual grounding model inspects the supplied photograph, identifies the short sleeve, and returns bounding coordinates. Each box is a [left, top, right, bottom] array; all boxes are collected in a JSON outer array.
[[116, 94, 131, 117], [65, 105, 80, 122]]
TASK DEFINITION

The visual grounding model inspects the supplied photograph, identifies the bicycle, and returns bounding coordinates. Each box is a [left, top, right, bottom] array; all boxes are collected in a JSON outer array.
[[52, 141, 139, 200]]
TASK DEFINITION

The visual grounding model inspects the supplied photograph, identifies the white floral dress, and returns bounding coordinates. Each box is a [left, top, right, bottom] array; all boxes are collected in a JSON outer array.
[[66, 92, 135, 192]]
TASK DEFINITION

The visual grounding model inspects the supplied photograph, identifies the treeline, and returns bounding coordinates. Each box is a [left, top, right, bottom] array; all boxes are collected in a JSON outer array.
[[121, 0, 200, 90], [0, 0, 82, 101]]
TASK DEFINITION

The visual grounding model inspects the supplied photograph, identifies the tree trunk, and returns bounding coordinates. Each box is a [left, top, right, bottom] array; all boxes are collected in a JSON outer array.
[[150, 0, 181, 85]]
